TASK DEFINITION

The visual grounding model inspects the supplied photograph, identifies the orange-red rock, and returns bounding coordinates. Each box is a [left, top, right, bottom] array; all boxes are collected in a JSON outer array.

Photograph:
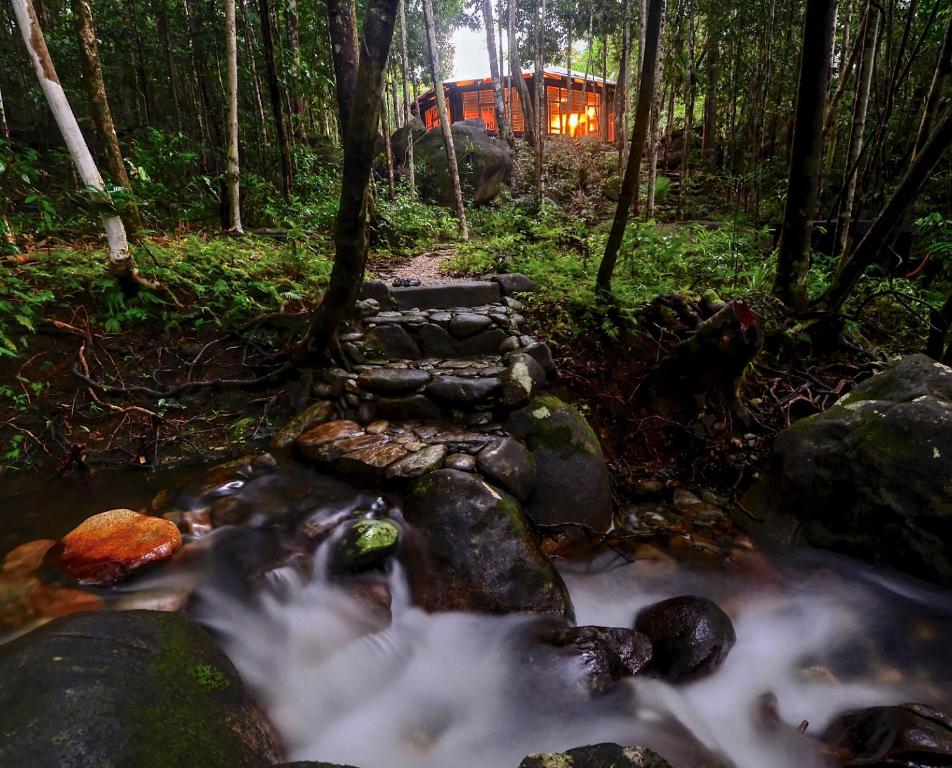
[[2, 539, 56, 577], [296, 420, 364, 460], [28, 585, 104, 619], [48, 509, 183, 585]]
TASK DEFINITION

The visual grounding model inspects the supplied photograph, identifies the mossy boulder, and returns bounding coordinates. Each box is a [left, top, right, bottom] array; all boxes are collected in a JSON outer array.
[[519, 743, 672, 767], [742, 355, 952, 586], [401, 469, 572, 617], [0, 610, 284, 767], [505, 395, 613, 532], [331, 519, 400, 572]]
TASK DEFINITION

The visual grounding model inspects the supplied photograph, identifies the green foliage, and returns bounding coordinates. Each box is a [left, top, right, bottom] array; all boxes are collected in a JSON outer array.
[[914, 213, 952, 265], [372, 184, 453, 251]]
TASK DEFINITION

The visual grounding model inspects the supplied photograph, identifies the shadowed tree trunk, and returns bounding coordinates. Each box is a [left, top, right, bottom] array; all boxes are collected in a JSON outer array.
[[534, 0, 544, 205], [508, 0, 536, 147], [259, 0, 293, 197], [71, 0, 142, 233], [482, 0, 514, 148], [832, 1, 877, 260], [423, 0, 468, 239], [301, 0, 401, 362], [645, 13, 665, 218], [382, 96, 396, 199], [328, 0, 359, 137], [224, 0, 243, 233], [286, 0, 307, 142], [702, 25, 718, 167], [398, 0, 415, 192], [596, 0, 664, 293], [616, 0, 631, 163], [771, 0, 837, 311], [913, 12, 952, 158]]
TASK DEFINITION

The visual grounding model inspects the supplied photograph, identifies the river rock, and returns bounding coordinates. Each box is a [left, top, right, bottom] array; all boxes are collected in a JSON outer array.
[[634, 595, 736, 682], [449, 312, 493, 338], [517, 342, 557, 380], [2, 539, 56, 577], [505, 395, 613, 532], [491, 273, 538, 296], [741, 354, 952, 586], [46, 509, 182, 586], [445, 452, 476, 471], [271, 401, 336, 449], [374, 394, 442, 421], [331, 519, 400, 572], [335, 441, 408, 485], [357, 367, 432, 393], [386, 443, 448, 479], [401, 469, 572, 616], [519, 744, 672, 768], [426, 375, 500, 404], [476, 437, 537, 501], [0, 610, 284, 767], [364, 324, 421, 360], [296, 420, 364, 460], [498, 353, 546, 407]]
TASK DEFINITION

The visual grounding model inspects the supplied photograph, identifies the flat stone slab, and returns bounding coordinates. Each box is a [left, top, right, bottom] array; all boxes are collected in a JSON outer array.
[[391, 281, 501, 310]]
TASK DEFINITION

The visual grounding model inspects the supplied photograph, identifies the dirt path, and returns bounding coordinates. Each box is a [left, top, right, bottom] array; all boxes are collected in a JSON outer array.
[[372, 248, 464, 285]]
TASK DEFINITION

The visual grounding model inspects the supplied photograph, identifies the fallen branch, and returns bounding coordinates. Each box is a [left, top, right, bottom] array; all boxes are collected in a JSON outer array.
[[72, 361, 292, 398]]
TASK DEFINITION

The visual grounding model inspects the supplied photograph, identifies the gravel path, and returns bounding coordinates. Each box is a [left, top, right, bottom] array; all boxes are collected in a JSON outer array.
[[374, 248, 464, 285]]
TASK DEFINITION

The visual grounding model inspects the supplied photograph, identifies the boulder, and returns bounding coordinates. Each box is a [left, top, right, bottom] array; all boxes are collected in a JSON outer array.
[[821, 703, 952, 767], [46, 509, 182, 586], [505, 395, 613, 532], [491, 273, 538, 296], [389, 114, 426, 167], [363, 324, 421, 360], [741, 355, 952, 586], [331, 519, 400, 572], [414, 119, 513, 206], [499, 353, 547, 407], [449, 312, 493, 338], [519, 744, 672, 768], [476, 437, 537, 500], [633, 595, 736, 682], [401, 469, 572, 616], [0, 610, 284, 767], [271, 401, 336, 449], [386, 443, 448, 479]]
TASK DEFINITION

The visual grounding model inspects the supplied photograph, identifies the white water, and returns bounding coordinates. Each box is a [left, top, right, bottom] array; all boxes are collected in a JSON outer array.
[[193, 538, 950, 768]]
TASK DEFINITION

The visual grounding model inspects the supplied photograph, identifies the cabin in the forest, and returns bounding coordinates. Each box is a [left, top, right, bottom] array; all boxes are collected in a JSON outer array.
[[416, 67, 617, 141]]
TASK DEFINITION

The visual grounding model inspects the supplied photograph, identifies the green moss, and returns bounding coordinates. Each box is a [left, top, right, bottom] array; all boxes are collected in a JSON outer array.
[[523, 396, 601, 458], [191, 663, 231, 691], [351, 519, 399, 556]]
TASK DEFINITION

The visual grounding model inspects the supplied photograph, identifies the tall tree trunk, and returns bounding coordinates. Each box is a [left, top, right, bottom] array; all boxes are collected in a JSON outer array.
[[509, 0, 536, 147], [303, 0, 401, 361], [482, 0, 514, 148], [913, 12, 952, 158], [382, 96, 396, 199], [398, 0, 415, 192], [702, 27, 718, 167], [534, 0, 545, 204], [422, 0, 468, 239], [11, 0, 159, 291], [566, 14, 572, 136], [682, 7, 695, 204], [596, 0, 664, 293], [0, 82, 8, 138], [157, 0, 183, 130], [240, 0, 269, 148], [645, 58, 664, 217], [182, 0, 214, 161], [327, 0, 359, 137], [286, 0, 307, 142], [821, 111, 952, 310], [616, 0, 631, 160], [771, 0, 837, 311], [832, 1, 878, 259], [600, 12, 608, 139], [224, 0, 243, 233], [259, 0, 293, 197], [126, 0, 153, 124]]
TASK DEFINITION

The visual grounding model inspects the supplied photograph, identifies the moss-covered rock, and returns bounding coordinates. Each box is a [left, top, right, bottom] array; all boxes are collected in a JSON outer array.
[[742, 354, 952, 586], [0, 610, 284, 767], [505, 395, 613, 532], [402, 469, 572, 617], [331, 519, 400, 572], [518, 743, 672, 767]]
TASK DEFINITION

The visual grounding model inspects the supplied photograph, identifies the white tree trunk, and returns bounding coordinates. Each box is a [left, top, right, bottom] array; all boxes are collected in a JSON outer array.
[[0, 81, 9, 138], [398, 0, 415, 192], [646, 5, 665, 217], [225, 0, 244, 233], [11, 0, 131, 274]]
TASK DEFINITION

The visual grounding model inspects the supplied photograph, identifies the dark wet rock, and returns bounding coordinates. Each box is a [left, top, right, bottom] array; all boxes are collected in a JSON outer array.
[[519, 744, 672, 768], [363, 324, 421, 360], [386, 443, 448, 479], [426, 375, 501, 404], [449, 312, 493, 338], [418, 322, 508, 357], [499, 353, 547, 407], [445, 452, 476, 471], [414, 119, 513, 206], [391, 280, 501, 311], [309, 433, 389, 464], [374, 394, 442, 421], [46, 509, 182, 586], [634, 596, 736, 682], [491, 273, 538, 296], [354, 298, 380, 319], [821, 703, 952, 767], [272, 400, 337, 450], [336, 441, 408, 484], [517, 342, 557, 380], [359, 278, 390, 304], [296, 420, 364, 460], [742, 354, 952, 586], [500, 335, 521, 353], [331, 519, 400, 572], [402, 469, 572, 616], [0, 610, 284, 767], [505, 395, 613, 532], [357, 367, 432, 393], [342, 342, 365, 366], [477, 437, 537, 501]]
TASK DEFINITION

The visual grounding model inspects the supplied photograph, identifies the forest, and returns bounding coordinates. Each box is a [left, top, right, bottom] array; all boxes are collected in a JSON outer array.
[[0, 0, 950, 764]]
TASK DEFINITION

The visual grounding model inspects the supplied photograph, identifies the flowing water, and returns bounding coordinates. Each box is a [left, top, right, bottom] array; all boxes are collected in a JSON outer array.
[[3, 462, 951, 768]]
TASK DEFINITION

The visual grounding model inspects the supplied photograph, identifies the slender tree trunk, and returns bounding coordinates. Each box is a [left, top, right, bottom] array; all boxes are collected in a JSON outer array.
[[821, 111, 952, 310], [646, 55, 664, 217], [0, 82, 8, 138], [702, 28, 717, 166], [772, 0, 837, 311], [580, 9, 594, 126], [303, 0, 401, 361], [616, 0, 632, 160], [10, 0, 159, 291], [382, 96, 396, 199], [240, 0, 269, 147], [398, 0, 415, 192], [601, 12, 608, 139], [682, 8, 695, 205], [913, 12, 952, 158], [509, 0, 536, 147], [534, 0, 545, 204], [327, 0, 359, 137], [566, 15, 573, 136], [596, 0, 664, 293], [259, 0, 293, 197], [126, 0, 153, 124], [157, 0, 183, 130], [833, 1, 878, 259], [182, 0, 213, 159], [482, 0, 514, 147], [224, 0, 243, 233], [286, 0, 307, 142], [422, 0, 468, 239]]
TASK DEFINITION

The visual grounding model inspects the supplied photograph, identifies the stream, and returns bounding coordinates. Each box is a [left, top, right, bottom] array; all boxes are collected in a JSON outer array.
[[2, 461, 951, 768]]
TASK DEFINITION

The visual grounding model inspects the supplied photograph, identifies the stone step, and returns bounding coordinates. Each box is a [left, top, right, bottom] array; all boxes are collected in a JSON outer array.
[[362, 280, 501, 310]]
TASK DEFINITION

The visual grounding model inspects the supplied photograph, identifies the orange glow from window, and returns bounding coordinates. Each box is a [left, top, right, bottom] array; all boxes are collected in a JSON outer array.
[[569, 113, 579, 128]]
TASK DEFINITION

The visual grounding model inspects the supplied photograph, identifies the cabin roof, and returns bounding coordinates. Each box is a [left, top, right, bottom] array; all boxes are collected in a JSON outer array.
[[421, 66, 616, 97]]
